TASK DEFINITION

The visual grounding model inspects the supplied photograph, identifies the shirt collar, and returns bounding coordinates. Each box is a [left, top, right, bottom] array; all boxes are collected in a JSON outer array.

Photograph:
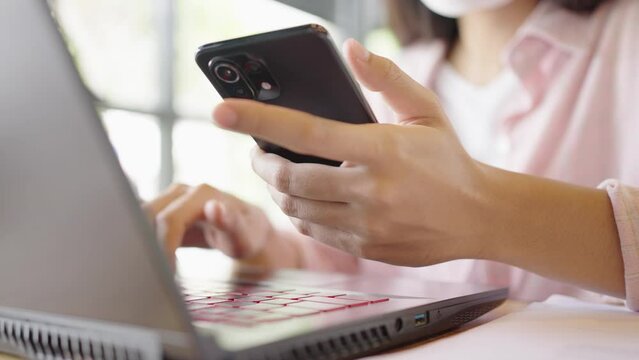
[[509, 0, 607, 55], [416, 1, 610, 101], [496, 0, 612, 115], [418, 1, 606, 83]]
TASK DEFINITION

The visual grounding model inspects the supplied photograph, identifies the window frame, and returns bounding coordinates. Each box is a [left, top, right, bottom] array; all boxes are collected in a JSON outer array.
[[93, 0, 385, 191]]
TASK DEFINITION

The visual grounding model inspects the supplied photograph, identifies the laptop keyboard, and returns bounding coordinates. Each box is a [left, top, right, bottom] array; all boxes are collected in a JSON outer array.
[[181, 283, 389, 327]]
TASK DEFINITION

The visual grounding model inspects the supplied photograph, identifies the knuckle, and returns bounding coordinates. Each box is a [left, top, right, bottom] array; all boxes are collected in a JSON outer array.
[[155, 212, 170, 227], [273, 164, 293, 193], [155, 211, 181, 234], [279, 195, 299, 217], [293, 219, 312, 237], [250, 152, 261, 173], [193, 183, 213, 194], [169, 183, 189, 193], [382, 59, 403, 83]]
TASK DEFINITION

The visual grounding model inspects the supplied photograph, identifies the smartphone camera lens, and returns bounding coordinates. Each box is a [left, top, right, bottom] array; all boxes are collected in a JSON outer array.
[[214, 63, 240, 84]]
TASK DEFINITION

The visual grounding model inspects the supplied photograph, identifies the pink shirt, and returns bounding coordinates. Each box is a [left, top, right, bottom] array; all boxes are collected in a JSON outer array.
[[296, 0, 639, 310]]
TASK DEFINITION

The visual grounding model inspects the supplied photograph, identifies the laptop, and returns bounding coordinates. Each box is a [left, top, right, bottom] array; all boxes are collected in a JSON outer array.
[[0, 1, 507, 359]]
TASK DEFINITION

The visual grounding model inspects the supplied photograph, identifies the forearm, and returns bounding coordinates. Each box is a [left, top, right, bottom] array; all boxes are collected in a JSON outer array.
[[482, 165, 625, 298]]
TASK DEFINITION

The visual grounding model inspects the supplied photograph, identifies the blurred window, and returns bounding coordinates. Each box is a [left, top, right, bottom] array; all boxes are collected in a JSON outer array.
[[52, 0, 398, 224]]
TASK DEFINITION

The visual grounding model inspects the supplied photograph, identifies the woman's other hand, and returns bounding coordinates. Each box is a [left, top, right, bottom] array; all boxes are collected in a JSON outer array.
[[143, 184, 283, 268]]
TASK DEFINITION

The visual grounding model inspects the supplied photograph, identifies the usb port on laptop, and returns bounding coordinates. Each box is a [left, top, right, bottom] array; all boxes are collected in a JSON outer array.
[[414, 313, 429, 327]]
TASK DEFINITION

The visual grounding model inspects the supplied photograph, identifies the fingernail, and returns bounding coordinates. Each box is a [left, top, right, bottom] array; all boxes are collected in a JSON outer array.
[[213, 103, 237, 128], [349, 39, 370, 62]]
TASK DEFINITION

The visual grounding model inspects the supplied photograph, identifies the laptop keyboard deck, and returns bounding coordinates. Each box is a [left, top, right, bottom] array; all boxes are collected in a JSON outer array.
[[181, 283, 389, 328]]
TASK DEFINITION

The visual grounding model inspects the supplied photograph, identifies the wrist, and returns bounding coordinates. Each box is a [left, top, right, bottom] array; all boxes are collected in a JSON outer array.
[[478, 167, 624, 296], [469, 162, 518, 263]]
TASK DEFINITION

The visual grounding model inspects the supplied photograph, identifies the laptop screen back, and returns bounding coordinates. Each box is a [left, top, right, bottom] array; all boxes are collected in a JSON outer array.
[[0, 1, 198, 356]]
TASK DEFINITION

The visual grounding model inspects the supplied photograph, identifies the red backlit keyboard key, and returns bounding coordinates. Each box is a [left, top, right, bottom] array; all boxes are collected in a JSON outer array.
[[304, 297, 369, 307], [250, 312, 292, 323], [336, 295, 390, 303], [192, 307, 235, 317], [245, 291, 283, 298], [215, 301, 260, 308], [238, 296, 272, 303], [271, 294, 312, 300], [302, 291, 346, 297], [288, 301, 346, 312], [225, 310, 271, 319], [260, 298, 301, 306], [212, 294, 246, 301], [190, 298, 234, 305], [248, 303, 285, 311], [269, 306, 320, 317]]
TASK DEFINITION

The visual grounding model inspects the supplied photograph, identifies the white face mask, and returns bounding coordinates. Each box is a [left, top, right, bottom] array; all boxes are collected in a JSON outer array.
[[420, 0, 514, 18]]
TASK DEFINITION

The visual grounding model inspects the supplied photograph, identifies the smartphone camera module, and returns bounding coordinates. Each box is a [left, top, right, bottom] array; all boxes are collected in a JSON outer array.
[[208, 56, 279, 101]]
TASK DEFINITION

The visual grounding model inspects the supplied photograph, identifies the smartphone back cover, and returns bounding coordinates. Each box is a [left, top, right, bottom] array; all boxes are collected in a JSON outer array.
[[196, 25, 376, 166]]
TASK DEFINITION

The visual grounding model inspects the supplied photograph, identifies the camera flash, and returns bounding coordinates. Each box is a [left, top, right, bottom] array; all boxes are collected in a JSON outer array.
[[260, 82, 272, 90]]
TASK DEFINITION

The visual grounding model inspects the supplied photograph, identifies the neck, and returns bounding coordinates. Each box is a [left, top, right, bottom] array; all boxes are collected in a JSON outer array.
[[448, 0, 538, 85]]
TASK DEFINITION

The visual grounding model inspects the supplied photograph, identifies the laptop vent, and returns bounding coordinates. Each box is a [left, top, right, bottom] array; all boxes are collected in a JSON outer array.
[[449, 300, 503, 327], [283, 325, 392, 360], [0, 317, 144, 360]]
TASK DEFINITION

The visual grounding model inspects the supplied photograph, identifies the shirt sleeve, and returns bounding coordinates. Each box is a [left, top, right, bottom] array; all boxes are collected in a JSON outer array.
[[599, 179, 639, 311]]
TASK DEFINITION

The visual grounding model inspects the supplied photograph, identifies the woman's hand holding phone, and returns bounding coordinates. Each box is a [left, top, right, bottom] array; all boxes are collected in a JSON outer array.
[[212, 40, 494, 266]]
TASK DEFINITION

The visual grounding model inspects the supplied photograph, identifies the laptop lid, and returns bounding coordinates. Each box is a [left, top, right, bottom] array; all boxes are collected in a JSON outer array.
[[0, 1, 205, 358]]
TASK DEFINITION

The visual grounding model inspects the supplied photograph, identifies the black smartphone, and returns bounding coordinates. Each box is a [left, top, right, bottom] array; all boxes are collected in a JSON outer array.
[[195, 24, 377, 166]]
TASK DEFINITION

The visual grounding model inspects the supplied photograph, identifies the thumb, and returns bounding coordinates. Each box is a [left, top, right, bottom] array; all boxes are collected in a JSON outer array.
[[343, 39, 446, 126]]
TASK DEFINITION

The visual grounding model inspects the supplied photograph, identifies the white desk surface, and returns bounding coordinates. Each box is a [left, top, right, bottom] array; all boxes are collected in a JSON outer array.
[[373, 295, 639, 360]]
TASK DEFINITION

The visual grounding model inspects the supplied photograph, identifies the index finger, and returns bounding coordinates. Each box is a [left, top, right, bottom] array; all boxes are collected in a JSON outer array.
[[251, 147, 364, 202], [142, 183, 189, 221], [213, 99, 377, 163]]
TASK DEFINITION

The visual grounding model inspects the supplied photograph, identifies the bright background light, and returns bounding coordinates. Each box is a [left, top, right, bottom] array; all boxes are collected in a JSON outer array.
[[53, 0, 399, 230]]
